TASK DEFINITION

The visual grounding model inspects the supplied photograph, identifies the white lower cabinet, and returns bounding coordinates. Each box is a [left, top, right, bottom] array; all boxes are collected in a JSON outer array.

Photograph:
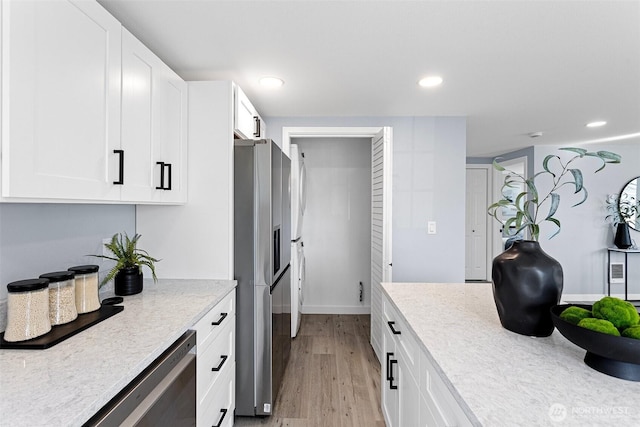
[[381, 292, 472, 427], [194, 290, 236, 427]]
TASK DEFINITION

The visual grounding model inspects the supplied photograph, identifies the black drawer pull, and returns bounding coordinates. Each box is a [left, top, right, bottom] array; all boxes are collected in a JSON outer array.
[[213, 408, 227, 427], [211, 312, 228, 326], [388, 321, 401, 335], [156, 162, 165, 189], [389, 358, 398, 390], [113, 150, 124, 185], [165, 163, 172, 190], [253, 116, 261, 137], [212, 355, 228, 372], [385, 352, 393, 381]]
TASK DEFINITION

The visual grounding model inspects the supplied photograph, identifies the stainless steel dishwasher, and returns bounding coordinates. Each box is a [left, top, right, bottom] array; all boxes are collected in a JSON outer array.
[[85, 330, 196, 427]]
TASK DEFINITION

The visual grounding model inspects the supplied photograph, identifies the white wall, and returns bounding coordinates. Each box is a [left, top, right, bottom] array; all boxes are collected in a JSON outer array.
[[533, 141, 640, 296], [294, 137, 371, 314], [267, 116, 467, 283], [0, 203, 135, 330]]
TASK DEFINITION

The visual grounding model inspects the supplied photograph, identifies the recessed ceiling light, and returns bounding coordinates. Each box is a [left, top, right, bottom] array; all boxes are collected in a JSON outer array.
[[586, 120, 607, 128], [418, 75, 443, 88], [259, 77, 284, 88]]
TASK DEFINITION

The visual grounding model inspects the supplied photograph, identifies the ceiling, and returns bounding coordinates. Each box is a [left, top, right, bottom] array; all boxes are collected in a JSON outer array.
[[97, 0, 640, 157]]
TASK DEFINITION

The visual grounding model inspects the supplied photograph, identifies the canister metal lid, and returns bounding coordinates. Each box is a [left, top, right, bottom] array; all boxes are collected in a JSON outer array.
[[39, 271, 75, 283], [7, 278, 49, 293], [68, 265, 99, 274]]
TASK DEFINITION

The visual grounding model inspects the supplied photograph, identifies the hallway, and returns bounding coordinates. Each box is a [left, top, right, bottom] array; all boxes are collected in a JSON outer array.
[[234, 314, 385, 426]]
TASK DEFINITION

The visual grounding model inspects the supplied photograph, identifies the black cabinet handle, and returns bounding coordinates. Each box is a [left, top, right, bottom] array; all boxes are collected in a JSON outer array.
[[165, 163, 172, 190], [156, 162, 173, 190], [113, 150, 124, 185], [253, 116, 260, 137], [385, 352, 393, 381], [156, 162, 165, 189], [389, 359, 398, 390], [212, 355, 228, 372], [212, 408, 227, 427], [211, 312, 228, 326], [388, 321, 401, 335]]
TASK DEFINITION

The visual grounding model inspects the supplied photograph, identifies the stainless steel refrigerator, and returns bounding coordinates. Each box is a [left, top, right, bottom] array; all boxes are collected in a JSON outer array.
[[234, 138, 291, 417]]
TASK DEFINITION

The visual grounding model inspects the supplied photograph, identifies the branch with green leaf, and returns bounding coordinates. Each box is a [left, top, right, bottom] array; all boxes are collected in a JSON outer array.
[[91, 233, 159, 287], [488, 148, 621, 241]]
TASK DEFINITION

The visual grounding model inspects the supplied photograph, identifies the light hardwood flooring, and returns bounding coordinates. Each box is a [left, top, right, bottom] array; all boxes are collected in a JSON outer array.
[[234, 314, 385, 427]]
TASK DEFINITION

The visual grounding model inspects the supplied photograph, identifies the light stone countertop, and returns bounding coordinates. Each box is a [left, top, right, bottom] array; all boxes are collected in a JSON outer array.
[[0, 279, 236, 427], [382, 282, 640, 427]]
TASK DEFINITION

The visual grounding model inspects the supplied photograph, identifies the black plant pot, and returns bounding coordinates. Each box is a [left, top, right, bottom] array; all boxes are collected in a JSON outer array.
[[614, 222, 632, 249], [492, 240, 563, 337], [114, 266, 143, 296]]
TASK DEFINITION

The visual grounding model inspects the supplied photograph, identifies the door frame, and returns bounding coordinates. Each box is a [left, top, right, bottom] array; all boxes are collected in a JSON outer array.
[[491, 156, 528, 258], [465, 164, 493, 281], [281, 125, 392, 278]]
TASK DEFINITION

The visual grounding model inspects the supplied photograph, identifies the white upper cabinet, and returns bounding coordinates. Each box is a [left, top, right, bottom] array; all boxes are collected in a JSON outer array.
[[234, 84, 264, 139], [121, 29, 187, 204], [1, 0, 122, 201], [1, 0, 187, 204]]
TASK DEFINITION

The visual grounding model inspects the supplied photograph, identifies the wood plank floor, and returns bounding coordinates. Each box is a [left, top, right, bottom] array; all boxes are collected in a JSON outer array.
[[234, 314, 385, 427]]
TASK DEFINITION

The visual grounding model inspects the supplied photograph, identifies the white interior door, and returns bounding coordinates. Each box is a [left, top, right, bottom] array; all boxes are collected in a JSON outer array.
[[465, 167, 489, 280], [370, 127, 392, 361]]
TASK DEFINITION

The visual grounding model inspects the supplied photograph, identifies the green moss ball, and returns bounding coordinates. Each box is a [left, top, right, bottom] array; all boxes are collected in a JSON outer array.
[[560, 306, 592, 325], [577, 318, 620, 336], [622, 325, 640, 340], [592, 296, 640, 329]]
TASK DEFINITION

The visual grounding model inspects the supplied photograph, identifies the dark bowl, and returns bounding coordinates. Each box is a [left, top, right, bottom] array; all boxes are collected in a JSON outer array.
[[551, 304, 640, 381]]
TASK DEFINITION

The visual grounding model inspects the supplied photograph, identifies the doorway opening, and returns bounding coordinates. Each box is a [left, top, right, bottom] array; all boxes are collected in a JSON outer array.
[[283, 126, 392, 361]]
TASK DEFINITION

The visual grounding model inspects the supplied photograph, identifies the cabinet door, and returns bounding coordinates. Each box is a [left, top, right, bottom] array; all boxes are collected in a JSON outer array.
[[121, 29, 187, 204], [397, 349, 420, 427], [153, 62, 187, 203], [2, 0, 122, 201], [121, 29, 155, 202], [234, 84, 259, 139], [381, 315, 398, 427]]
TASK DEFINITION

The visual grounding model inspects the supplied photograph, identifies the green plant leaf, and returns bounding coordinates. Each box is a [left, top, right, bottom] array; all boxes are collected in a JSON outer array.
[[542, 155, 559, 177], [572, 187, 588, 207], [525, 178, 538, 202], [568, 168, 583, 193], [546, 217, 561, 239], [530, 223, 540, 241], [546, 193, 560, 219], [560, 147, 587, 157], [492, 158, 506, 171]]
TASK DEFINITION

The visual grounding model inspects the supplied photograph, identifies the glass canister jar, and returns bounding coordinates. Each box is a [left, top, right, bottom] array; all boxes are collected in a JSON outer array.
[[4, 278, 52, 342], [39, 271, 78, 326], [68, 265, 100, 314]]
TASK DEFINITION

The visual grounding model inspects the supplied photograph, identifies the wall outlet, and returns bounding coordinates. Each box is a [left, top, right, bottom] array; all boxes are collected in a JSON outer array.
[[427, 221, 437, 234]]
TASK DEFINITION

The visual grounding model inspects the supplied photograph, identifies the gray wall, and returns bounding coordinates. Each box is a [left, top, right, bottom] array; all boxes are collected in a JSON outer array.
[[0, 204, 135, 329], [266, 116, 467, 283], [533, 141, 640, 296]]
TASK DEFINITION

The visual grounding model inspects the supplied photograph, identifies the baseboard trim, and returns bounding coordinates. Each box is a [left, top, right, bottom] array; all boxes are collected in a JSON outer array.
[[301, 305, 371, 315]]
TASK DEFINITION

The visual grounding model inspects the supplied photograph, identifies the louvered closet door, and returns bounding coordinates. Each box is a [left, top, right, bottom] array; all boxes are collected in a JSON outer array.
[[370, 127, 393, 362]]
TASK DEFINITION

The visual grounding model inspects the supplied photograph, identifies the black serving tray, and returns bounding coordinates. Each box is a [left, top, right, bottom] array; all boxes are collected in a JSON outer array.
[[0, 305, 123, 350]]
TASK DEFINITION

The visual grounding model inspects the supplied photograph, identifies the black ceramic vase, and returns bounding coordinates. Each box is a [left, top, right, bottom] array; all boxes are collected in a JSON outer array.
[[492, 240, 563, 337], [614, 223, 632, 249], [114, 266, 143, 296]]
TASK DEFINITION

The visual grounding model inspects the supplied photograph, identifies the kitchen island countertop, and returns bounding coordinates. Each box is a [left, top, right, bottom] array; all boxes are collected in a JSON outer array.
[[0, 279, 236, 427], [382, 282, 640, 426]]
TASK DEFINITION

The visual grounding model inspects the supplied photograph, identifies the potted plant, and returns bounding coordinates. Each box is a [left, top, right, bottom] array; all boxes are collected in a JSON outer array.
[[487, 147, 621, 337], [605, 192, 639, 249], [93, 233, 159, 296]]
